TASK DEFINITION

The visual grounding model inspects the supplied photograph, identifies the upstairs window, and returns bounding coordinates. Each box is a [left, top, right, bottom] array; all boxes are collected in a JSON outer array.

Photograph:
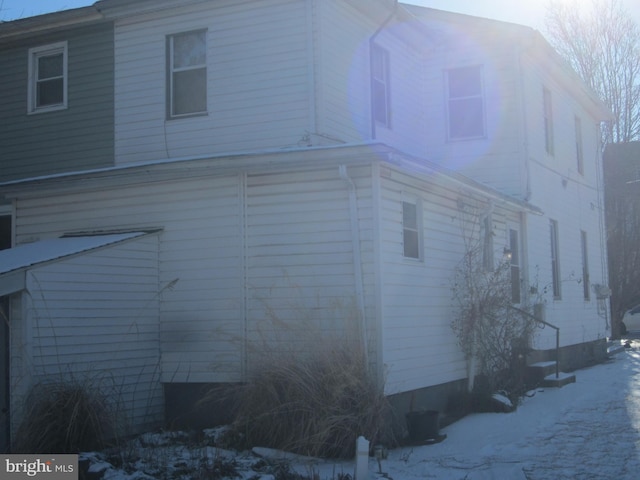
[[168, 30, 207, 118], [402, 200, 421, 259], [543, 87, 554, 155], [371, 45, 391, 128], [575, 116, 584, 175], [446, 66, 485, 140], [28, 42, 67, 113]]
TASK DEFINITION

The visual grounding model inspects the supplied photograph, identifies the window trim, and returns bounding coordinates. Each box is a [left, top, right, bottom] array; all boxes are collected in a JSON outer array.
[[509, 227, 521, 304], [482, 214, 494, 272], [167, 29, 208, 119], [445, 65, 486, 141], [27, 41, 68, 114], [575, 115, 584, 175], [581, 230, 590, 301], [543, 87, 554, 156], [550, 219, 561, 299], [371, 44, 391, 129], [402, 199, 422, 260]]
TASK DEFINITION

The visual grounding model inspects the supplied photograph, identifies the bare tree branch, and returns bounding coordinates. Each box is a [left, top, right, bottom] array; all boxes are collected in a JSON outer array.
[[545, 0, 640, 143]]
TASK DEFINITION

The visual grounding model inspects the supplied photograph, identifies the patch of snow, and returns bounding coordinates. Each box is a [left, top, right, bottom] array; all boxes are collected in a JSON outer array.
[[80, 345, 640, 479]]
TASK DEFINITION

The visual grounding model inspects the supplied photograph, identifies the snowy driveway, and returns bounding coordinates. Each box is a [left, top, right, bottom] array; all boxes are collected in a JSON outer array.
[[382, 343, 640, 479]]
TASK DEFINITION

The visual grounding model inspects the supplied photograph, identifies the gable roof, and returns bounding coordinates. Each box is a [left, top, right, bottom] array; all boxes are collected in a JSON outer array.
[[401, 4, 611, 121], [0, 6, 102, 41]]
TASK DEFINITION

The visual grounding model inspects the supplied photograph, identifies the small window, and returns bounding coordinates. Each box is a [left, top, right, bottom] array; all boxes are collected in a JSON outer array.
[[509, 229, 521, 304], [482, 215, 494, 271], [371, 45, 391, 128], [402, 201, 421, 259], [28, 42, 67, 113], [543, 87, 554, 155], [550, 219, 561, 299], [168, 30, 207, 118], [446, 66, 485, 140], [575, 116, 584, 175], [581, 230, 590, 300]]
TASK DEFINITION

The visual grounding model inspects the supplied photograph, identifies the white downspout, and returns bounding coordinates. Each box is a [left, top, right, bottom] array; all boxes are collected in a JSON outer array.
[[339, 165, 368, 366]]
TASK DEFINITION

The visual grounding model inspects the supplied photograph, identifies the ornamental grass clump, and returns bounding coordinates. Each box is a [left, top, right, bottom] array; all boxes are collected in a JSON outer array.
[[13, 380, 116, 454], [226, 341, 392, 459]]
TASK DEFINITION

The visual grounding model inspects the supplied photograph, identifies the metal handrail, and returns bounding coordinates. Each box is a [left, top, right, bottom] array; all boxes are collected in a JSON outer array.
[[509, 305, 560, 379]]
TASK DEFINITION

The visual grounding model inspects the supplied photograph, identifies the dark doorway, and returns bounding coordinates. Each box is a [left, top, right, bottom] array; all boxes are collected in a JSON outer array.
[[0, 214, 11, 452]]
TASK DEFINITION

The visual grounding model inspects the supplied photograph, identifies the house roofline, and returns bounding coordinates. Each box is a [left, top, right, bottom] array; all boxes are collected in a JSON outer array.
[[0, 6, 103, 41], [402, 3, 611, 121], [0, 142, 543, 215]]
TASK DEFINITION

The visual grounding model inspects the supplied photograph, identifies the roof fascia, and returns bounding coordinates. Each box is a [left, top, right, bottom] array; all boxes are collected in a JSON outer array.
[[0, 7, 103, 42]]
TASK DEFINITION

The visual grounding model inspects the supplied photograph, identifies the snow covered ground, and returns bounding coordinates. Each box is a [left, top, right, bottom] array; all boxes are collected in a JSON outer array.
[[84, 339, 640, 480]]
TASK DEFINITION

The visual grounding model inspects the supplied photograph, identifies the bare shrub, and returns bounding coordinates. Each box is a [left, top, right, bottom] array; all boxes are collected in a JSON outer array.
[[13, 379, 117, 453], [222, 340, 392, 458]]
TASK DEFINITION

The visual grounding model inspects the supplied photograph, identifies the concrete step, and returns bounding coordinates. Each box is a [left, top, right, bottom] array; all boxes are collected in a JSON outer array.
[[526, 361, 559, 384], [526, 361, 576, 388], [541, 371, 576, 388]]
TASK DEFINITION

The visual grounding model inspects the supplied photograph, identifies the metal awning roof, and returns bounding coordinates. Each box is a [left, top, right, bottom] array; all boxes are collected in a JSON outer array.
[[0, 232, 148, 297]]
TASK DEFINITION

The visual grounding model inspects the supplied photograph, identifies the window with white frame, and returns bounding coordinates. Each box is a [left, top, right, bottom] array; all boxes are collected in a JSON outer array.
[[168, 30, 207, 118], [482, 214, 494, 271], [575, 116, 584, 175], [581, 230, 590, 300], [509, 228, 521, 304], [543, 87, 554, 155], [550, 219, 561, 299], [446, 66, 485, 140], [371, 44, 391, 128], [402, 200, 421, 259], [28, 42, 67, 113]]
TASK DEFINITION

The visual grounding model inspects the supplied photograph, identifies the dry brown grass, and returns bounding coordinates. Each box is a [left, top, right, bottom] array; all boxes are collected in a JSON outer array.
[[221, 340, 393, 459], [12, 379, 117, 453]]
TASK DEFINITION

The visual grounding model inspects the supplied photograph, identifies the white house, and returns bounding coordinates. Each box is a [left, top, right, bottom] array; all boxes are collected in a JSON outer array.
[[0, 0, 611, 440]]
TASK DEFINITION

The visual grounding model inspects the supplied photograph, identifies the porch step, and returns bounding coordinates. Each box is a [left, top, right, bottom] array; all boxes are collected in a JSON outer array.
[[526, 361, 576, 388], [541, 371, 576, 388]]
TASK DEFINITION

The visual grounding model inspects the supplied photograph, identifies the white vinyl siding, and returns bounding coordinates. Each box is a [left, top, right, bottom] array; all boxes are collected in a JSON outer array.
[[27, 42, 67, 114], [379, 166, 519, 393], [244, 166, 377, 372], [114, 0, 310, 164], [15, 234, 163, 433], [14, 175, 245, 384]]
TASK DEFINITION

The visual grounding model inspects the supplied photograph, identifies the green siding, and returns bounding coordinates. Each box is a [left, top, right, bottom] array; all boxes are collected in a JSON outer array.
[[0, 22, 114, 183]]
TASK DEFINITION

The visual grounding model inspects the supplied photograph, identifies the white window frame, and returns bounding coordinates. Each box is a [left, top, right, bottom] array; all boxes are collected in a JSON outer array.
[[581, 230, 590, 301], [167, 30, 207, 118], [27, 41, 68, 114], [402, 198, 422, 260], [371, 44, 391, 129], [446, 65, 486, 140], [575, 115, 584, 175], [543, 87, 554, 155], [509, 227, 521, 304], [550, 219, 561, 299], [482, 214, 494, 272]]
